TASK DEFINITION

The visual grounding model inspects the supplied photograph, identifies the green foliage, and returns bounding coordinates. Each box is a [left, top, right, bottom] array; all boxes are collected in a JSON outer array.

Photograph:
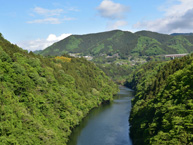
[[0, 34, 118, 145], [166, 36, 192, 53], [65, 36, 82, 51], [0, 46, 11, 62], [126, 54, 193, 145], [131, 36, 165, 56], [40, 30, 193, 58], [40, 30, 139, 57], [98, 62, 137, 84], [37, 30, 193, 84], [91, 43, 104, 55]]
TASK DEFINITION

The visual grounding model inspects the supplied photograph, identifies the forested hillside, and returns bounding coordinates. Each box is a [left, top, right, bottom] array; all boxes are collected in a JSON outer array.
[[33, 30, 193, 83], [39, 30, 193, 58], [0, 33, 118, 145], [125, 55, 193, 144]]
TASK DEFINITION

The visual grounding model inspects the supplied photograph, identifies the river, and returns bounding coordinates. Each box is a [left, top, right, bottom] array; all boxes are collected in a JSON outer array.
[[67, 86, 134, 145]]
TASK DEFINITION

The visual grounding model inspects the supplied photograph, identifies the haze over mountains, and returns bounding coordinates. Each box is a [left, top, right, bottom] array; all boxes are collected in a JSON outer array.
[[37, 30, 193, 58]]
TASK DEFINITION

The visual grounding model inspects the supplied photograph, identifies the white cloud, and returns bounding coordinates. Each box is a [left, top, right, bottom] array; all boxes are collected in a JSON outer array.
[[97, 0, 129, 20], [17, 33, 72, 51], [107, 20, 128, 30], [46, 33, 72, 42], [33, 7, 64, 16], [28, 6, 75, 24], [27, 17, 61, 24], [27, 16, 74, 24], [134, 0, 193, 33]]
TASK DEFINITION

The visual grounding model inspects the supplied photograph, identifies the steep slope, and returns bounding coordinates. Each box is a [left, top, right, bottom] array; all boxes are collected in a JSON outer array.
[[39, 30, 193, 58], [40, 30, 139, 57], [125, 55, 193, 145], [0, 33, 118, 145], [135, 30, 173, 43], [136, 31, 193, 54]]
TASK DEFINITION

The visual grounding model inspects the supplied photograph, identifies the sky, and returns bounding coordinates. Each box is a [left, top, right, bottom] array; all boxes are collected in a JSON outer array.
[[1, 0, 193, 51]]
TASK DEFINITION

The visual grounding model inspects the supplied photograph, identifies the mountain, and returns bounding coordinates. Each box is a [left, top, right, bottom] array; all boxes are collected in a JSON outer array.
[[0, 33, 118, 144], [125, 55, 193, 145], [33, 50, 42, 54], [39, 30, 193, 58], [171, 33, 193, 36]]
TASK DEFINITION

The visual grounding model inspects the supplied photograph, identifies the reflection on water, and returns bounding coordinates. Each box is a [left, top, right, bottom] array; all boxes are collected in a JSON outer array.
[[67, 86, 134, 145]]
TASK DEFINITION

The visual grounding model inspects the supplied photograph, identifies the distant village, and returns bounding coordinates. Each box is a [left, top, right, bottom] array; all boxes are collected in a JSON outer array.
[[68, 52, 189, 66], [68, 53, 147, 66], [69, 53, 93, 61]]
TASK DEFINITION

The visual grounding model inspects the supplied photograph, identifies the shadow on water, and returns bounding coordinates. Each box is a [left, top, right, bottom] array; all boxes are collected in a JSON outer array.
[[68, 103, 114, 145], [67, 86, 134, 145]]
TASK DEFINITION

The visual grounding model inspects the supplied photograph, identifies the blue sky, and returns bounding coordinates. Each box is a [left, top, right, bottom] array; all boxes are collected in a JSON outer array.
[[1, 0, 193, 51]]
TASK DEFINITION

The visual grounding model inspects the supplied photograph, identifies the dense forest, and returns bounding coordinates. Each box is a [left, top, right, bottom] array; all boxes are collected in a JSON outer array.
[[125, 54, 193, 144], [36, 30, 193, 83], [0, 33, 118, 145], [39, 30, 193, 58], [2, 28, 193, 145]]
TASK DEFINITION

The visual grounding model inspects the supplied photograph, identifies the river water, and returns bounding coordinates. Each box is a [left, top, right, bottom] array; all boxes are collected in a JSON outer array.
[[67, 86, 134, 145]]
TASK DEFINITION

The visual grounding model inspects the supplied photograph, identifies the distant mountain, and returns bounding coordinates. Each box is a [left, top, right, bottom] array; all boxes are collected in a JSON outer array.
[[40, 30, 193, 58], [171, 33, 193, 36], [33, 50, 42, 54]]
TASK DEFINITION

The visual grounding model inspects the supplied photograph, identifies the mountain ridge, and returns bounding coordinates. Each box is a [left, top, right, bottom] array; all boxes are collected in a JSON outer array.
[[38, 30, 193, 58], [171, 33, 193, 36]]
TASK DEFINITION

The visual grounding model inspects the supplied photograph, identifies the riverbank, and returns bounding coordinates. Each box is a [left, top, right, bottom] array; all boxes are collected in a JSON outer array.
[[67, 86, 134, 145]]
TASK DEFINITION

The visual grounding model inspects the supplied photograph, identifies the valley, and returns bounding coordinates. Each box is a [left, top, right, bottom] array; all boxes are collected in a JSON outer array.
[[36, 30, 193, 83], [67, 86, 134, 145], [1, 30, 193, 145], [2, 0, 193, 145], [0, 34, 118, 144]]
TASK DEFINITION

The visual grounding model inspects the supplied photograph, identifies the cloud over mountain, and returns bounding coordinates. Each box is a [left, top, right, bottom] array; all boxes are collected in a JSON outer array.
[[97, 0, 129, 29], [107, 20, 128, 29], [97, 0, 129, 20], [17, 33, 71, 51], [134, 0, 193, 33]]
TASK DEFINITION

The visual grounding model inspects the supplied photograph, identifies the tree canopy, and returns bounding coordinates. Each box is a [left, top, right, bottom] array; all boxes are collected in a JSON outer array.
[[0, 34, 118, 145], [126, 54, 193, 145]]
